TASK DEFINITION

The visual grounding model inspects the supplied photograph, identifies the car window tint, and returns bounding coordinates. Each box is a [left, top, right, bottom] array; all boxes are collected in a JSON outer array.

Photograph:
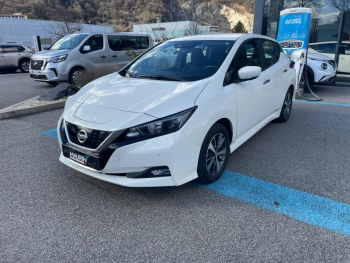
[[108, 35, 123, 51], [121, 36, 149, 50], [224, 39, 262, 85], [18, 46, 25, 52], [315, 43, 336, 53], [261, 40, 278, 69], [84, 35, 104, 51]]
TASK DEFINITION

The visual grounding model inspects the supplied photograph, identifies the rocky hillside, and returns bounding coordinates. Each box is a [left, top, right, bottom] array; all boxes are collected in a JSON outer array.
[[0, 0, 254, 32]]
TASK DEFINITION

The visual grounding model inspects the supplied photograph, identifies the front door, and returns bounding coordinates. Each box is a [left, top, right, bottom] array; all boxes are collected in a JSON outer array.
[[0, 47, 6, 67], [226, 39, 271, 137]]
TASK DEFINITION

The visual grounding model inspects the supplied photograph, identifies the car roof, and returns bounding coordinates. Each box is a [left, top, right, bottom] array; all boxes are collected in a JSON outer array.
[[309, 41, 350, 45], [167, 33, 278, 42], [0, 43, 27, 46]]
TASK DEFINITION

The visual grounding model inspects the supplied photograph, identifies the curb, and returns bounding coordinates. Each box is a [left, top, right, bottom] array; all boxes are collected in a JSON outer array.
[[0, 98, 65, 120]]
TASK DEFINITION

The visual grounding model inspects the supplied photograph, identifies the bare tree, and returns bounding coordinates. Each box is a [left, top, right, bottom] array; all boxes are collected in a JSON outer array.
[[45, 21, 82, 41], [285, 0, 323, 11], [184, 22, 202, 35]]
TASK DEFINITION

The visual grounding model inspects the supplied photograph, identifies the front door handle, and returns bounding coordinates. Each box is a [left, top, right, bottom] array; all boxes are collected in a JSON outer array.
[[101, 55, 107, 58], [112, 55, 118, 58], [283, 69, 288, 73], [263, 79, 270, 85]]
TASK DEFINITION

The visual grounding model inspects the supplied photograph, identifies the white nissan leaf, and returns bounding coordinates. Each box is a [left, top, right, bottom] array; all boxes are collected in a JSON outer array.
[[57, 34, 296, 187]]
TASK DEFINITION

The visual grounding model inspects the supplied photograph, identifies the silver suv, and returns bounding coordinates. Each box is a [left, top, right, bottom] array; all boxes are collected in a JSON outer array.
[[0, 44, 33, 73], [29, 32, 152, 85]]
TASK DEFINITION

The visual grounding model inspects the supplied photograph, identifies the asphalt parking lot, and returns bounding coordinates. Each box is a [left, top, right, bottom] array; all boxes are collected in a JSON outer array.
[[1, 73, 350, 262], [0, 71, 54, 109]]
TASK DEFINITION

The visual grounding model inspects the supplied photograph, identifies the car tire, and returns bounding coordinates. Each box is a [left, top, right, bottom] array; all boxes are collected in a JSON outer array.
[[197, 123, 230, 184], [19, 59, 30, 73], [69, 68, 84, 86], [276, 88, 293, 123]]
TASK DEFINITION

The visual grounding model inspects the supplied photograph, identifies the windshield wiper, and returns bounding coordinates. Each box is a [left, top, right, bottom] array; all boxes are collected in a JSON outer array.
[[125, 69, 135, 78], [136, 75, 185, 81]]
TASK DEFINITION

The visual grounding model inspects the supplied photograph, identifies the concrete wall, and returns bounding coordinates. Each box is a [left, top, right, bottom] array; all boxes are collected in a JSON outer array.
[[0, 18, 113, 45]]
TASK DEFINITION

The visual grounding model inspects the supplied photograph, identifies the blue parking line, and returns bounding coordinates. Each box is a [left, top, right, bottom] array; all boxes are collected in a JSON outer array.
[[41, 128, 350, 236], [41, 128, 58, 140], [294, 99, 350, 108], [199, 171, 350, 237]]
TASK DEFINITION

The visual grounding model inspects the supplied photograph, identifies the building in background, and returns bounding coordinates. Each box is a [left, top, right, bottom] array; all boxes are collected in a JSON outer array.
[[0, 18, 113, 46], [254, 0, 350, 83], [0, 13, 28, 19], [133, 21, 219, 45]]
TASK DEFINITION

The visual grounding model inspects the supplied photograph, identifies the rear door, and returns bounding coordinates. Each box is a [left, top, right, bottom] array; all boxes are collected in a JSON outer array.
[[107, 35, 130, 68], [2, 46, 24, 67], [81, 34, 108, 70], [260, 39, 288, 112]]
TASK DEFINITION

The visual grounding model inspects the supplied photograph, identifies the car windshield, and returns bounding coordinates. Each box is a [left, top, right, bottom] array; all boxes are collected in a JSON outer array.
[[50, 34, 89, 50], [125, 40, 235, 81]]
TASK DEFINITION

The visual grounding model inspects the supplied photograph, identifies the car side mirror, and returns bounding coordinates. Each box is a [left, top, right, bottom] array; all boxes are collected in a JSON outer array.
[[83, 45, 91, 52], [238, 66, 261, 81]]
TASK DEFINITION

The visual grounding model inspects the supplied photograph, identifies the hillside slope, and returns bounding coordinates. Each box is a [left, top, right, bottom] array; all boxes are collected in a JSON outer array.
[[0, 0, 254, 32]]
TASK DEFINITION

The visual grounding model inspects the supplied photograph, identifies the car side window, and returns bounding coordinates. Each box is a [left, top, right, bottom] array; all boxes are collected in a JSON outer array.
[[84, 34, 104, 52], [2, 46, 19, 53], [108, 35, 123, 51], [261, 40, 278, 70], [224, 39, 262, 86], [120, 36, 149, 50]]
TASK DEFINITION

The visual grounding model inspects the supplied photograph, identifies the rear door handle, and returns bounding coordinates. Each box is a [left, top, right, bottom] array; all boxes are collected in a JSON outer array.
[[263, 79, 270, 85], [112, 55, 118, 58], [283, 69, 288, 73], [101, 56, 107, 58]]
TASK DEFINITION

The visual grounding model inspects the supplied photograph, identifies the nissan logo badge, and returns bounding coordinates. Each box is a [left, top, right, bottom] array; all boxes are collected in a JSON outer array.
[[77, 130, 88, 144]]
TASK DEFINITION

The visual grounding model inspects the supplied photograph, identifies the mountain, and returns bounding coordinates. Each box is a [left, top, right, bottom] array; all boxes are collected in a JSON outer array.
[[0, 0, 255, 32]]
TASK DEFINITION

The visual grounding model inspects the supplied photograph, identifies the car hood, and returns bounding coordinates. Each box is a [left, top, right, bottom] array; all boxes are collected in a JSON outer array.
[[70, 73, 209, 120], [31, 49, 71, 59], [308, 49, 332, 61]]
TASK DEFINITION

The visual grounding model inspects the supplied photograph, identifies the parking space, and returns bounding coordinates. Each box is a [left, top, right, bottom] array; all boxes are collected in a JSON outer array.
[[0, 72, 55, 109], [1, 82, 350, 261]]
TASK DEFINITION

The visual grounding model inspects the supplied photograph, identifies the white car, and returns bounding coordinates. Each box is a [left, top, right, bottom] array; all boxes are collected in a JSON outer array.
[[300, 47, 337, 88], [57, 34, 296, 187]]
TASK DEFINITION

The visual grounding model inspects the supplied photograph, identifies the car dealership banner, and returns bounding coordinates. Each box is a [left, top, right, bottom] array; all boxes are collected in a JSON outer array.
[[277, 8, 312, 88]]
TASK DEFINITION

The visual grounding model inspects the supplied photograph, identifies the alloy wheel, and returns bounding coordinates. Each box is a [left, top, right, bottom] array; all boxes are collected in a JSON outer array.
[[206, 133, 227, 176], [284, 91, 292, 119], [22, 61, 30, 72], [72, 70, 82, 84]]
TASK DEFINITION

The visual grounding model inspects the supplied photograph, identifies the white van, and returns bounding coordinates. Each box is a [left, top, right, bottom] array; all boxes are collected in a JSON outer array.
[[29, 33, 152, 84]]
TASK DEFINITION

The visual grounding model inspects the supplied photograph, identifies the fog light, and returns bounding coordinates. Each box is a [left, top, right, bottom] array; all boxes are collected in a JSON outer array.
[[151, 168, 170, 176]]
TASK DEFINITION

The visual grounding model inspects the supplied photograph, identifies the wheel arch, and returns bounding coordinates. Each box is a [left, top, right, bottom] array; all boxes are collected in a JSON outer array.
[[214, 118, 234, 144], [18, 57, 30, 67]]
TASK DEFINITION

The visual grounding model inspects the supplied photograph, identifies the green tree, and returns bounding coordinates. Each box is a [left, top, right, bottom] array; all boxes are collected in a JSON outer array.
[[232, 21, 247, 33]]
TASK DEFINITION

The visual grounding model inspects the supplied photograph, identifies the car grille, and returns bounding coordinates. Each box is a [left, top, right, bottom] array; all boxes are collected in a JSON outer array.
[[30, 59, 44, 70], [65, 122, 112, 150], [30, 74, 47, 80], [327, 60, 336, 70]]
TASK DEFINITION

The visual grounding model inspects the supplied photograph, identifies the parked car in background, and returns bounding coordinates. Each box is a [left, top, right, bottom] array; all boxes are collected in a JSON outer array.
[[57, 34, 296, 187], [309, 41, 350, 75], [29, 33, 152, 85], [299, 48, 337, 89], [0, 44, 34, 73]]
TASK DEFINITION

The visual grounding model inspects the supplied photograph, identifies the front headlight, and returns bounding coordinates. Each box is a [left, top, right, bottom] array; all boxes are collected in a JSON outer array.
[[124, 107, 197, 140], [321, 63, 328, 70], [47, 54, 68, 63]]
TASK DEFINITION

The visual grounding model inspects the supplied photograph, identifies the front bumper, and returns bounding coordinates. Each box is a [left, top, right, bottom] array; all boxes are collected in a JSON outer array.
[[57, 117, 201, 187], [30, 61, 69, 82]]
